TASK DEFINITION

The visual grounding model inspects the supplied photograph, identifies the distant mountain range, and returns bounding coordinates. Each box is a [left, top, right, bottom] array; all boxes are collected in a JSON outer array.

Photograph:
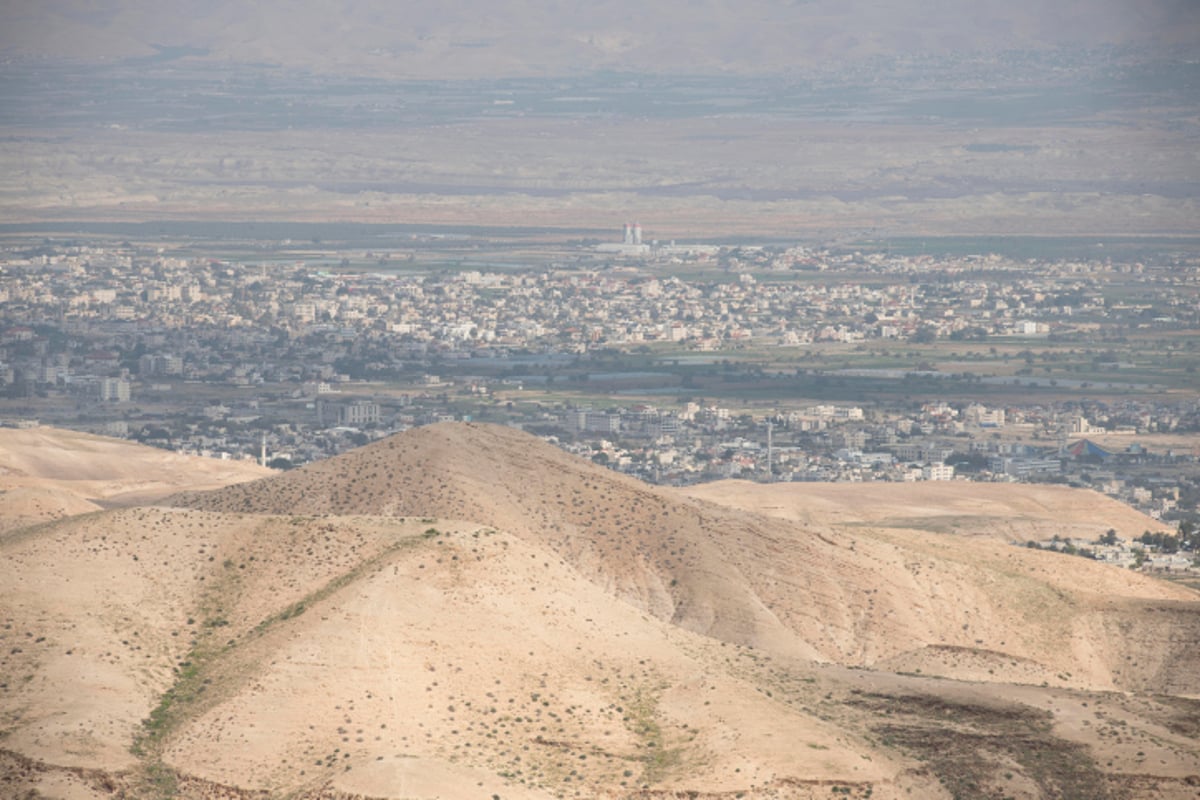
[[3, 0, 1198, 77]]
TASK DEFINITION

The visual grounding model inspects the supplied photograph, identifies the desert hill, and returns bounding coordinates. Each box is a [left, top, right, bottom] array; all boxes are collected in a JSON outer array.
[[3, 422, 1200, 799], [2, 503, 942, 800], [683, 479, 1171, 545], [173, 423, 1200, 692], [0, 426, 271, 532]]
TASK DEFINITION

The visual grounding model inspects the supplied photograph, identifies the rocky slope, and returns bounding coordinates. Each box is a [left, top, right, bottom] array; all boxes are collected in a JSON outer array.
[[173, 422, 1200, 691], [3, 423, 1198, 799]]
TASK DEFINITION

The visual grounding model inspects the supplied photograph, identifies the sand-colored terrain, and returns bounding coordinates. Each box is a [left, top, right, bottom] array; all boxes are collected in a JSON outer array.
[[0, 427, 271, 532], [6, 120, 1197, 239], [171, 423, 1198, 687], [3, 423, 1199, 799], [683, 479, 1172, 543]]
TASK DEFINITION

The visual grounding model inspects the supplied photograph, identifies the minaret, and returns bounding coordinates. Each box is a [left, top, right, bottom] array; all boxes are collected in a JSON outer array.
[[766, 420, 773, 479], [260, 433, 267, 467]]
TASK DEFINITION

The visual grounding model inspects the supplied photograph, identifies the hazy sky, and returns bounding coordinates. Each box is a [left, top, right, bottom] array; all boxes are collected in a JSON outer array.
[[3, 0, 1198, 76]]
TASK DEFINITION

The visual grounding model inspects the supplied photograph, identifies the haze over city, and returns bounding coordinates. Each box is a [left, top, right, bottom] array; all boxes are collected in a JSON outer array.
[[1, 0, 1198, 235], [5, 0, 1200, 72], [2, 3, 1200, 800]]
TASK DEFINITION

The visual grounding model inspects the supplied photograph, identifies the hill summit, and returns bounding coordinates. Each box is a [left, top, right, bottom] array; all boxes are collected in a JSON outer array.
[[3, 422, 1199, 799], [173, 422, 1200, 687]]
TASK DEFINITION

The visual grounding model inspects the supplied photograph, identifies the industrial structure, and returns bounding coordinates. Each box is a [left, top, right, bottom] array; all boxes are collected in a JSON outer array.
[[597, 222, 651, 257]]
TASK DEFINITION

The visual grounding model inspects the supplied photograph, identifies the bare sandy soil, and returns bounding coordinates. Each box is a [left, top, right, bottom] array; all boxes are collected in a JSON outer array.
[[0, 427, 271, 532], [3, 423, 1198, 799], [682, 479, 1171, 543]]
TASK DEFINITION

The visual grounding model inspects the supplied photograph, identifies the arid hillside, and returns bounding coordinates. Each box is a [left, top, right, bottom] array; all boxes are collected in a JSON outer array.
[[683, 479, 1172, 544], [174, 423, 1200, 691], [3, 423, 1199, 800], [0, 426, 271, 532]]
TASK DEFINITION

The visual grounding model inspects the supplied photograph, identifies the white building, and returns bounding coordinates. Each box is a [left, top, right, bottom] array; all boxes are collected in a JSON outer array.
[[98, 377, 130, 403], [922, 463, 956, 481]]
